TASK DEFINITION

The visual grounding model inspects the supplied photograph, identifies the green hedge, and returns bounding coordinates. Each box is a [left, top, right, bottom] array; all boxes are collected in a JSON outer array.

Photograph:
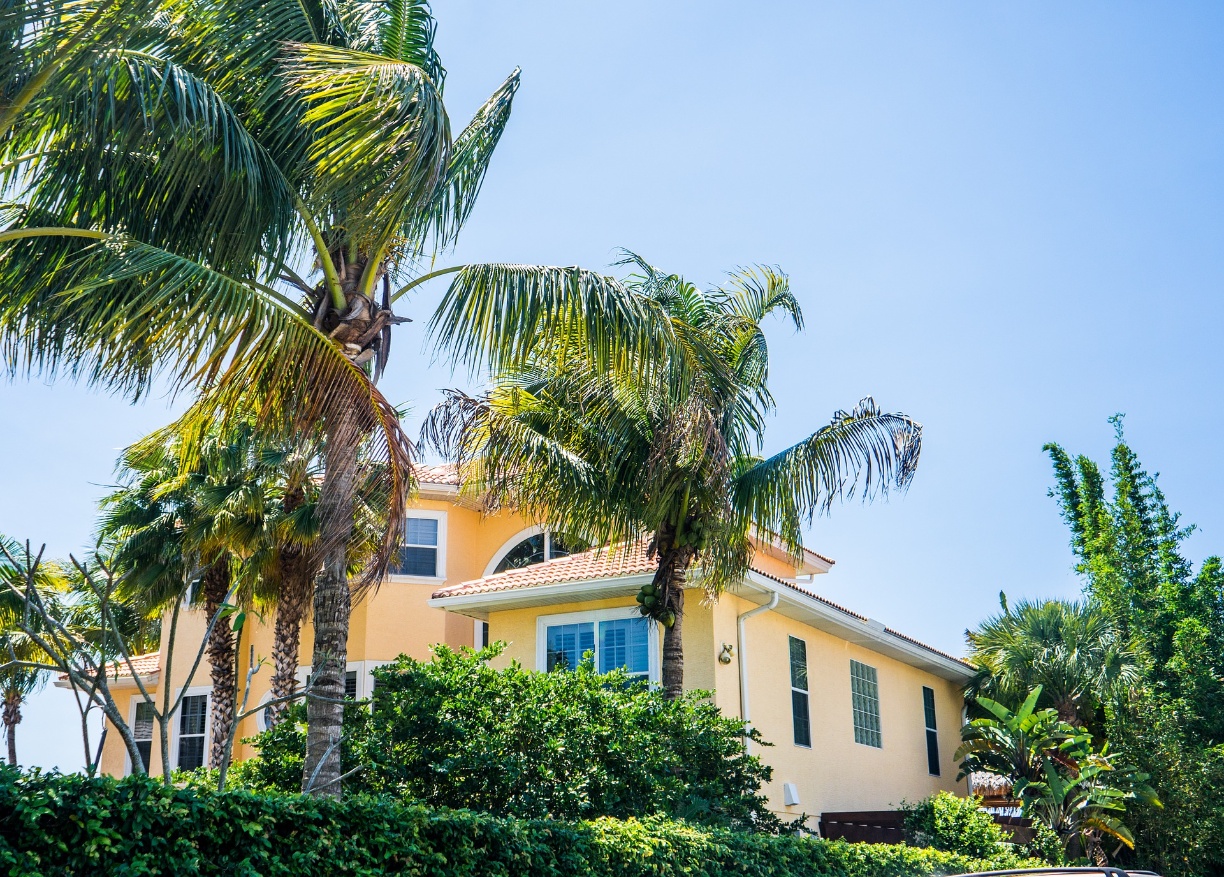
[[0, 770, 1038, 877]]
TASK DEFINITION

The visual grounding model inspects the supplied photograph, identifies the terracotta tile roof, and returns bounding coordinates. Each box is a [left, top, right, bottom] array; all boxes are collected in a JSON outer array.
[[434, 544, 971, 669], [435, 540, 656, 598], [58, 651, 160, 682], [414, 463, 459, 486]]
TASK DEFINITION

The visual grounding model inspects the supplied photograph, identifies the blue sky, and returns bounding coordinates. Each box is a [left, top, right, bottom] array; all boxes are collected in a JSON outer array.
[[5, 1, 1224, 769]]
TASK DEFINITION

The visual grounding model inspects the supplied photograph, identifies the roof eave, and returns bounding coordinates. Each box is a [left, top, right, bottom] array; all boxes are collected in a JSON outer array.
[[739, 572, 974, 683], [428, 573, 656, 619]]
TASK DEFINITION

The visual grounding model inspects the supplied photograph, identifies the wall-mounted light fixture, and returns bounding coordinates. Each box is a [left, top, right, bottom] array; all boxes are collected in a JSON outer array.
[[718, 643, 735, 664]]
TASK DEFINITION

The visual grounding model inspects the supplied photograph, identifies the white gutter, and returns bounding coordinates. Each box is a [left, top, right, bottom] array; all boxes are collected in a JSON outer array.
[[737, 591, 779, 753]]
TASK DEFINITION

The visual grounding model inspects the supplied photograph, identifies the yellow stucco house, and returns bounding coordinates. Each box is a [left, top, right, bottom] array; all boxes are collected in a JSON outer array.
[[92, 464, 972, 824]]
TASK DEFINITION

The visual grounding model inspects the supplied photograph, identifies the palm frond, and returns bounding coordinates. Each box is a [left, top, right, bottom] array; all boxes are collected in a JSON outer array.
[[285, 42, 449, 249], [734, 397, 922, 553], [407, 67, 519, 253], [429, 263, 676, 381]]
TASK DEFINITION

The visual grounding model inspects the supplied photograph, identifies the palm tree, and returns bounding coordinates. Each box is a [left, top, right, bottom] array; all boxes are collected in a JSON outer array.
[[426, 255, 923, 698], [2, 0, 686, 791], [966, 596, 1141, 727]]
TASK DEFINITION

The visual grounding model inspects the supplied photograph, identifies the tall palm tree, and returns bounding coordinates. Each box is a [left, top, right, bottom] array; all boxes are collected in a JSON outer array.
[[2, 0, 687, 791], [966, 595, 1141, 727], [426, 254, 923, 698], [100, 429, 264, 768]]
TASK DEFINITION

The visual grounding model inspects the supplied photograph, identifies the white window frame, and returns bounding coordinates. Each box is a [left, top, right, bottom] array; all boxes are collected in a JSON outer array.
[[388, 509, 447, 582], [125, 695, 156, 776], [535, 606, 660, 683], [170, 685, 211, 770], [275, 660, 392, 729], [473, 618, 490, 649]]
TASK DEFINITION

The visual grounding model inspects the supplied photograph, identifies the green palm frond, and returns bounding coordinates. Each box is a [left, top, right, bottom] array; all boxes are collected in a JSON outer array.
[[733, 397, 922, 554], [430, 263, 678, 380], [7, 47, 299, 274], [350, 0, 444, 83], [407, 67, 520, 253], [286, 42, 449, 251]]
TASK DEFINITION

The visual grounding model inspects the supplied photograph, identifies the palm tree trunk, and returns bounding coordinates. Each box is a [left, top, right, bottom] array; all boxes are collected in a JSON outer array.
[[268, 548, 311, 727], [652, 535, 695, 701], [302, 408, 360, 796], [2, 691, 20, 766], [201, 559, 236, 770]]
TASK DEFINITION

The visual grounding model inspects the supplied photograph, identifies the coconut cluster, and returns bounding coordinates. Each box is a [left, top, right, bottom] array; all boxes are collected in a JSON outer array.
[[635, 582, 676, 628]]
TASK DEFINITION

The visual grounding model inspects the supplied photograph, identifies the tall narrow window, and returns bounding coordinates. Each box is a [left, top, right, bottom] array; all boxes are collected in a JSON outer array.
[[850, 660, 882, 748], [392, 517, 439, 577], [344, 670, 358, 701], [132, 701, 155, 773], [477, 621, 490, 649], [789, 636, 811, 747], [177, 694, 208, 770], [923, 686, 940, 775]]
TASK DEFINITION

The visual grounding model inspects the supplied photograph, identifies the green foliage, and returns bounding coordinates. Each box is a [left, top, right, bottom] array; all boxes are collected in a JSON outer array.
[[900, 792, 1012, 859], [0, 768, 1040, 877], [956, 687, 1090, 785], [955, 687, 1156, 862], [1045, 421, 1224, 875], [233, 645, 778, 831], [965, 596, 1139, 732]]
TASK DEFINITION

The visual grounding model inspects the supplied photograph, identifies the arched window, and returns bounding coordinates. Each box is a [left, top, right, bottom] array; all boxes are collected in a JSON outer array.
[[493, 530, 587, 574]]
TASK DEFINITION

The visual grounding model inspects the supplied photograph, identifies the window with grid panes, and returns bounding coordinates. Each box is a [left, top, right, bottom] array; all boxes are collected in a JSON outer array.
[[177, 694, 207, 769], [544, 617, 650, 680], [923, 686, 940, 775], [849, 660, 881, 747], [345, 670, 358, 701], [789, 636, 811, 746], [392, 517, 439, 576]]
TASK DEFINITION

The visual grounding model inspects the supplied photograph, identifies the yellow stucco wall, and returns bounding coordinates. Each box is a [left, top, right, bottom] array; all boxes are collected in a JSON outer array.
[[716, 592, 967, 821], [99, 494, 541, 773]]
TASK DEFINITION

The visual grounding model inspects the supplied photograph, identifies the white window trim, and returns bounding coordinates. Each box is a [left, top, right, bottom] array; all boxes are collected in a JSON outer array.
[[125, 695, 155, 776], [387, 509, 447, 582], [483, 525, 545, 576], [535, 606, 660, 683], [473, 618, 490, 649], [282, 660, 391, 728], [170, 685, 211, 771]]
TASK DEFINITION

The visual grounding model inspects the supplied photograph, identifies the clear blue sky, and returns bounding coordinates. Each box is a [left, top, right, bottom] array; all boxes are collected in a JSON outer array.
[[5, 1, 1224, 769]]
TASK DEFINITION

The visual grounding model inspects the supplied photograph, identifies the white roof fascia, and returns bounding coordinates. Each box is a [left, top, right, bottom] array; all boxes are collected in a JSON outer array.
[[739, 571, 974, 683], [427, 573, 656, 620]]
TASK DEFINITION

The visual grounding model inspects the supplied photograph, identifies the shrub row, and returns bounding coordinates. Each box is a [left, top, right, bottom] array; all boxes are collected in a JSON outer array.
[[0, 770, 1041, 877]]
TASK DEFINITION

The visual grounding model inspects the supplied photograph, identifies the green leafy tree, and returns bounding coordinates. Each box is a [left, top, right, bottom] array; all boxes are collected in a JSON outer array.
[[1045, 418, 1224, 875], [233, 644, 782, 832], [966, 596, 1140, 728], [426, 255, 922, 697]]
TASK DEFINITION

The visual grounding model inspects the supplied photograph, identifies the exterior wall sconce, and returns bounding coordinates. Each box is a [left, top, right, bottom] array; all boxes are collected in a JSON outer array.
[[718, 643, 735, 664]]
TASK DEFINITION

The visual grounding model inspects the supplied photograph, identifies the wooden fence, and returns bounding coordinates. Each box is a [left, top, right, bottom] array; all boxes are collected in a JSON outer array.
[[818, 810, 1035, 845]]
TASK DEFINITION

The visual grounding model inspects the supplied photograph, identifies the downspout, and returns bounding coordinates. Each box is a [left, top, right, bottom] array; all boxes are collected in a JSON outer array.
[[737, 590, 779, 753]]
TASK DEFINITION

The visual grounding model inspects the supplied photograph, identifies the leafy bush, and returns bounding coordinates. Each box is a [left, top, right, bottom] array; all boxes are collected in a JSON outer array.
[[900, 793, 1012, 859], [0, 769, 1042, 877], [234, 644, 779, 831]]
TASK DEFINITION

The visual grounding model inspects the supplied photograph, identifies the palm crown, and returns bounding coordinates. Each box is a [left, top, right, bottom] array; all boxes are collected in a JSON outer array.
[[427, 253, 922, 696]]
